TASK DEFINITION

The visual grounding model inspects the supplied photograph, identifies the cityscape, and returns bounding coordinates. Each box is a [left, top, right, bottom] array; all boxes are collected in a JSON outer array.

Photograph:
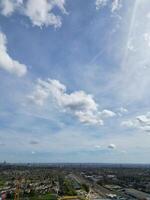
[[0, 163, 150, 199]]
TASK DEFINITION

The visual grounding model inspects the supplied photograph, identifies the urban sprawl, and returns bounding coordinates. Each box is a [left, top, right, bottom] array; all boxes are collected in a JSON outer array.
[[0, 163, 150, 200]]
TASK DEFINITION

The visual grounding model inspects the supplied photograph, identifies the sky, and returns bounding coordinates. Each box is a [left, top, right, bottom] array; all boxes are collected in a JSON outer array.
[[0, 0, 150, 163]]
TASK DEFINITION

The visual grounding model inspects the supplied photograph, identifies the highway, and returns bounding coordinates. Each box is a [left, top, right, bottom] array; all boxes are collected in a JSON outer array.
[[71, 173, 112, 198]]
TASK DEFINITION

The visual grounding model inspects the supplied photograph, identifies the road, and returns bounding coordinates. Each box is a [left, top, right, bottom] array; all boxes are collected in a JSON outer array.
[[71, 173, 112, 198]]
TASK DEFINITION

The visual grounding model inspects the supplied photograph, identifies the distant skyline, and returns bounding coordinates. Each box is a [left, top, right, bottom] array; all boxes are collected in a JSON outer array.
[[0, 0, 150, 163]]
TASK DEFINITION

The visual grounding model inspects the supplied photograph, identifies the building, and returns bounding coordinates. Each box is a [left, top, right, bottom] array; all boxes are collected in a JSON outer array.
[[125, 188, 150, 200]]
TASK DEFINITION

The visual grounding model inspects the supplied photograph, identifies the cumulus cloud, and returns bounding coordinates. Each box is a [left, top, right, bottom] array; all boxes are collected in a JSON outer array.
[[0, 32, 27, 76], [95, 0, 122, 12], [108, 143, 116, 149], [28, 78, 116, 126], [0, 0, 23, 16], [121, 112, 150, 132], [136, 114, 150, 126], [0, 0, 67, 28], [75, 111, 104, 126], [24, 0, 67, 28]]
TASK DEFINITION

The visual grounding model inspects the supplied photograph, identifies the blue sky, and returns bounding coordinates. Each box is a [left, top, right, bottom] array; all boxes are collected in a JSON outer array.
[[0, 0, 150, 163]]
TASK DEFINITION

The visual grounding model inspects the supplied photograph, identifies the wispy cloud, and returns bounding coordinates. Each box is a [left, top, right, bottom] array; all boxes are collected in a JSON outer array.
[[121, 112, 150, 132], [95, 0, 122, 12]]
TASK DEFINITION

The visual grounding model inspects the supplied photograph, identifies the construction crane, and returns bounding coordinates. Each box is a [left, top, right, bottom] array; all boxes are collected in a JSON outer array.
[[14, 179, 20, 200]]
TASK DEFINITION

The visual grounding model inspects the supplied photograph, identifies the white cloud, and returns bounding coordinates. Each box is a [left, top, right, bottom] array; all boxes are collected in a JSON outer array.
[[95, 0, 122, 12], [0, 0, 23, 16], [119, 107, 128, 113], [118, 107, 128, 116], [28, 82, 49, 106], [108, 143, 116, 149], [121, 112, 150, 132], [99, 109, 116, 118], [0, 0, 67, 28], [111, 0, 122, 12], [25, 0, 66, 28], [75, 111, 103, 126], [0, 32, 27, 76], [28, 78, 116, 126], [121, 120, 137, 128], [95, 0, 108, 10]]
